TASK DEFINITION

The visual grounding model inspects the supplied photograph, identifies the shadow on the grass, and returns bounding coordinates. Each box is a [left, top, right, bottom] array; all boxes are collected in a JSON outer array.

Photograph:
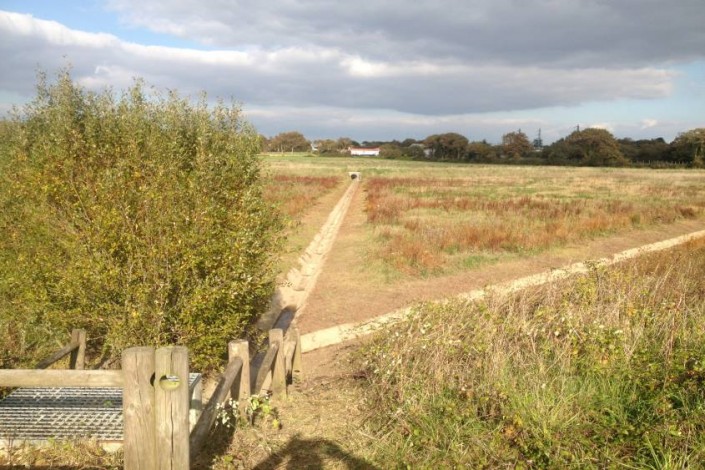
[[252, 434, 379, 470], [191, 422, 237, 469]]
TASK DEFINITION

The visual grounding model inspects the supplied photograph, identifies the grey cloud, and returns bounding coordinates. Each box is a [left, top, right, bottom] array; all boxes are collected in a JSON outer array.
[[0, 12, 675, 117], [1, 9, 701, 144], [105, 0, 705, 67]]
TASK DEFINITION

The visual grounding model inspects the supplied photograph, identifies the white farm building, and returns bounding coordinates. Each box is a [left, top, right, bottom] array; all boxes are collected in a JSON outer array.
[[349, 147, 380, 157]]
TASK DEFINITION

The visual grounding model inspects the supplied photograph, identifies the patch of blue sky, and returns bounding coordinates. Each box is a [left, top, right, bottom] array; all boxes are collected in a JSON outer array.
[[0, 0, 212, 50], [487, 61, 705, 139]]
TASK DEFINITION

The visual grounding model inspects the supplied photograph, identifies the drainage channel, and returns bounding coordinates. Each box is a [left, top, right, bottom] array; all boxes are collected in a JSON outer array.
[[298, 228, 705, 353], [258, 173, 361, 331]]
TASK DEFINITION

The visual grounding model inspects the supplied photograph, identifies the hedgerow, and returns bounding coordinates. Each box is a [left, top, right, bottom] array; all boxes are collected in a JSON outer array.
[[0, 70, 282, 370]]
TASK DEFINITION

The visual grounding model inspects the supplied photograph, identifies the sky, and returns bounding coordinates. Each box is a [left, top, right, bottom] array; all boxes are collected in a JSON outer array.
[[0, 0, 704, 144]]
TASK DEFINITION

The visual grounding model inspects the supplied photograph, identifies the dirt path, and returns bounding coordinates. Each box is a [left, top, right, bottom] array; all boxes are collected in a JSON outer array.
[[231, 181, 705, 468], [258, 178, 359, 330], [297, 183, 705, 337]]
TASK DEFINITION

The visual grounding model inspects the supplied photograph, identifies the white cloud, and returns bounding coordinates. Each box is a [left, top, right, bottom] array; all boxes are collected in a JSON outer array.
[[1, 6, 703, 142], [641, 118, 659, 129], [1, 10, 118, 48]]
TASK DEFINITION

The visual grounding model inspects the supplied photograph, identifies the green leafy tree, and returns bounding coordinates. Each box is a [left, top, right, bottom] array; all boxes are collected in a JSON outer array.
[[402, 144, 425, 159], [379, 143, 403, 159], [0, 70, 283, 370], [314, 139, 338, 154], [564, 128, 628, 166], [467, 140, 496, 162], [336, 137, 356, 150], [424, 133, 469, 160], [618, 137, 669, 164], [501, 130, 533, 160], [670, 128, 705, 167], [266, 131, 310, 153]]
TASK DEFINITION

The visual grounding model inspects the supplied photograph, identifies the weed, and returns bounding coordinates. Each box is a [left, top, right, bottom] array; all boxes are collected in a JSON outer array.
[[247, 394, 281, 430]]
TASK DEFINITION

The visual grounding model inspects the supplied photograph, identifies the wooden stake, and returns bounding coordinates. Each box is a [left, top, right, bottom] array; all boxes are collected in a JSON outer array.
[[69, 329, 86, 370], [122, 347, 156, 470], [269, 329, 287, 399], [155, 346, 190, 470]]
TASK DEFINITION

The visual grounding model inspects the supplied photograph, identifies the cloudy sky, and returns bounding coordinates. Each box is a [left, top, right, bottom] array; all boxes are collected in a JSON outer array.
[[1, 0, 704, 143]]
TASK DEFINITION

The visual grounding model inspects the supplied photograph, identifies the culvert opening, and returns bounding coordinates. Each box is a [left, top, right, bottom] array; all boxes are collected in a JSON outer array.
[[348, 172, 361, 180]]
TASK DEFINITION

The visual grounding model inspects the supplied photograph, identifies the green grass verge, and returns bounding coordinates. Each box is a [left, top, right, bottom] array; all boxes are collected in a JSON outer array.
[[358, 239, 705, 467]]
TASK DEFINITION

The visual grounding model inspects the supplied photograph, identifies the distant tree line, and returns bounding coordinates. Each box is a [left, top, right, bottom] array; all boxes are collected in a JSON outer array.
[[262, 127, 705, 168]]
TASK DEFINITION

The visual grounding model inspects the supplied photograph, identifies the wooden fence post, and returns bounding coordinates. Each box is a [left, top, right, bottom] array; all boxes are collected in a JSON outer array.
[[189, 357, 243, 460], [122, 347, 157, 470], [155, 346, 190, 470], [69, 329, 86, 370], [228, 340, 250, 414], [291, 328, 303, 382], [269, 329, 287, 399]]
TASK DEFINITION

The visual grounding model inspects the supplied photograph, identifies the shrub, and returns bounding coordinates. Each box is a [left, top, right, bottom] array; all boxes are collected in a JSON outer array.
[[0, 70, 283, 370]]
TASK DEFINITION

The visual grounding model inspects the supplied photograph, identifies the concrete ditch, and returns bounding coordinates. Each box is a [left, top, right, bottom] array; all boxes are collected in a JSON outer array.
[[257, 175, 361, 331], [299, 228, 705, 352]]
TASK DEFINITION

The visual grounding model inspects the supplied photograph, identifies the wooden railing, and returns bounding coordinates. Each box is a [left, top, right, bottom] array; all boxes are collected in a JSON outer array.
[[190, 326, 302, 460], [0, 324, 303, 469], [34, 328, 86, 370]]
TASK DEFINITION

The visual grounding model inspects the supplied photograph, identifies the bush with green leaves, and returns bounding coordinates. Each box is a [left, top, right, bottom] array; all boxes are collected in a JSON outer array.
[[0, 71, 282, 370]]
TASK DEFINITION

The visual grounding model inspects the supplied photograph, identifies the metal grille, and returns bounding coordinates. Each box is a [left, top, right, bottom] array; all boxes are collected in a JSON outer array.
[[0, 373, 201, 442]]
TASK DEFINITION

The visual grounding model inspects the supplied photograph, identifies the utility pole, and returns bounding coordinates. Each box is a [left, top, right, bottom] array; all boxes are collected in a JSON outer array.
[[533, 128, 543, 150]]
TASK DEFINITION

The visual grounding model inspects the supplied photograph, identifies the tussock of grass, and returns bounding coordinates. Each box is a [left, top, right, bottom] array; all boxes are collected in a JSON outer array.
[[359, 240, 705, 467]]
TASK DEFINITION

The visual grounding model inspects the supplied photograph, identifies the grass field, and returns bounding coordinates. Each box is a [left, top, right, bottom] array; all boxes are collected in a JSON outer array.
[[264, 155, 705, 278], [263, 172, 345, 274], [255, 155, 705, 467], [264, 174, 341, 219], [359, 238, 705, 467], [4, 154, 705, 467], [366, 172, 704, 275]]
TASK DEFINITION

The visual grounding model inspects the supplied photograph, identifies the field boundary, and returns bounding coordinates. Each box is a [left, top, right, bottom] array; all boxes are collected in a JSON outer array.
[[300, 228, 705, 352]]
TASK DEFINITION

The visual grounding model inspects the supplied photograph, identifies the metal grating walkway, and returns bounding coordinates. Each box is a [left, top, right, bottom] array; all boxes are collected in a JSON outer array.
[[0, 373, 201, 443]]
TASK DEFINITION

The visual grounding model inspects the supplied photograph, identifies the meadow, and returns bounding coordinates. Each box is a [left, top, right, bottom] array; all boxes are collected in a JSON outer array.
[[3, 150, 705, 467], [262, 154, 705, 467], [359, 238, 705, 467], [265, 155, 705, 278]]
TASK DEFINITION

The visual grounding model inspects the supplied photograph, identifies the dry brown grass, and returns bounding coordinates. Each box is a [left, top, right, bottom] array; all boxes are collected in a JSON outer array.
[[264, 174, 340, 219], [193, 370, 375, 469], [0, 439, 122, 468], [358, 238, 705, 467], [365, 173, 705, 275]]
